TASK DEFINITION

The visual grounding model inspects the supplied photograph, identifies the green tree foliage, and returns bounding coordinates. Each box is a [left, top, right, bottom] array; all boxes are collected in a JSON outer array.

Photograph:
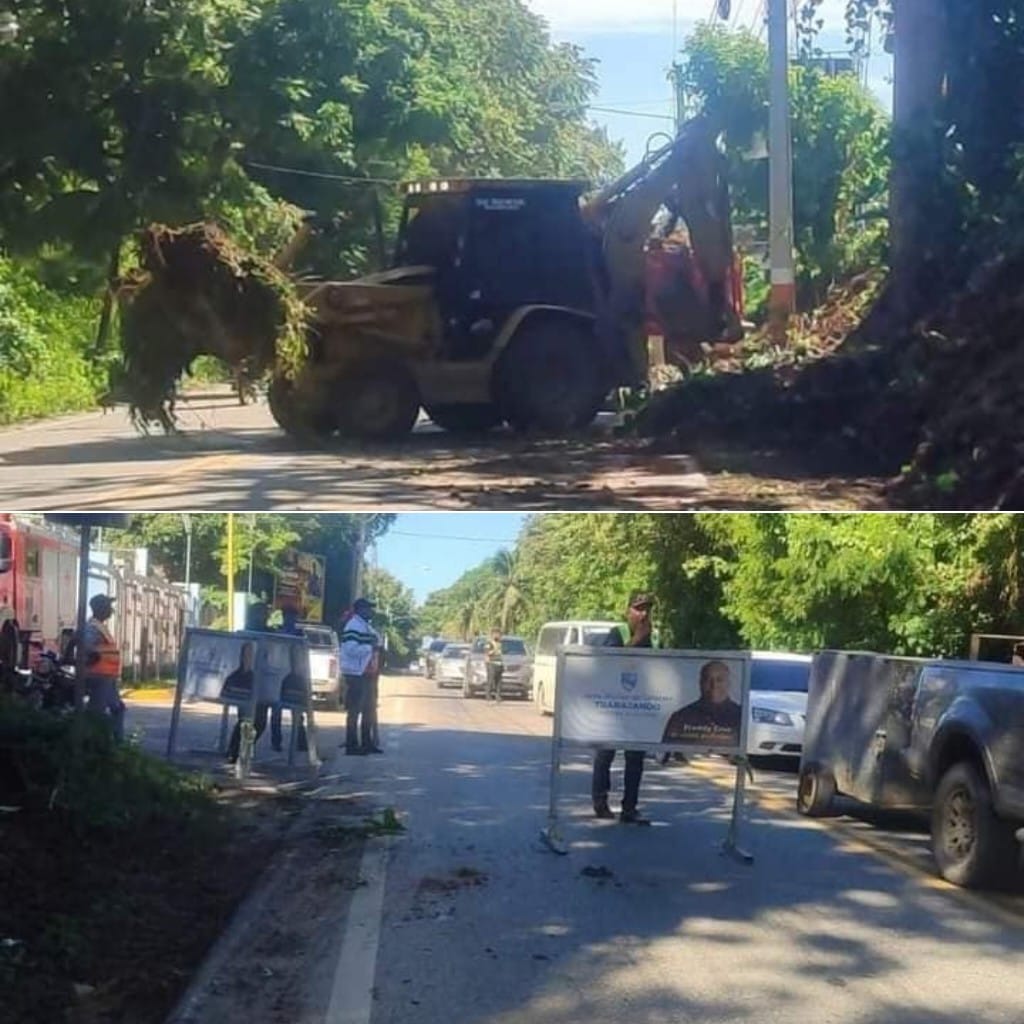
[[107, 513, 394, 624], [0, 258, 101, 423], [420, 514, 1024, 660], [363, 566, 418, 665], [675, 24, 890, 307], [0, 0, 624, 421]]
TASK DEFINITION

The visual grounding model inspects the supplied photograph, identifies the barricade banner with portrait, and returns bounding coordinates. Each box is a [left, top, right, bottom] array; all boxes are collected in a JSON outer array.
[[166, 627, 320, 777], [543, 647, 754, 861]]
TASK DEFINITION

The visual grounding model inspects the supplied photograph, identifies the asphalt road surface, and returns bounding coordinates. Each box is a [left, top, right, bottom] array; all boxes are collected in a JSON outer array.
[[127, 674, 1024, 1024], [0, 389, 885, 511]]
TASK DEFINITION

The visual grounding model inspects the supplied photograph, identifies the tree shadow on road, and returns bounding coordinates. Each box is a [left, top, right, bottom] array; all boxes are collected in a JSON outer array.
[[359, 723, 1024, 1024]]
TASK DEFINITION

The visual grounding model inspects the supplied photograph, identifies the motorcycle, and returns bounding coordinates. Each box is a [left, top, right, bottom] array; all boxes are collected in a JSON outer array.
[[30, 651, 77, 713]]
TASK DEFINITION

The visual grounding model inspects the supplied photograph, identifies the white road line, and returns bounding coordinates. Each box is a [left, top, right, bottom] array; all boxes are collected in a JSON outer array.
[[324, 685, 404, 1024], [324, 837, 391, 1024]]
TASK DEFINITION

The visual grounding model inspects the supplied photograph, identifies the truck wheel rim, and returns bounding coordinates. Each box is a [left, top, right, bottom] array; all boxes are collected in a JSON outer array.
[[943, 786, 976, 860], [798, 773, 816, 807]]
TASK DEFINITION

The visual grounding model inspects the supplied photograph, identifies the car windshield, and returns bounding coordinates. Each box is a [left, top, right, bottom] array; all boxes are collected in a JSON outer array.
[[750, 659, 811, 693], [442, 646, 468, 658], [429, 640, 448, 653], [501, 639, 526, 655]]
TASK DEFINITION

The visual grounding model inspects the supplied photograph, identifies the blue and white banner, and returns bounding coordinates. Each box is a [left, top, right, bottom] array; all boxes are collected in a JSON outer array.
[[556, 647, 751, 754]]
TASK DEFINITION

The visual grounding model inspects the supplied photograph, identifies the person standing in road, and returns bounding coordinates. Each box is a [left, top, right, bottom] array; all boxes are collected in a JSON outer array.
[[340, 597, 381, 754], [484, 627, 504, 703], [592, 590, 657, 825], [272, 603, 303, 752], [81, 594, 125, 741]]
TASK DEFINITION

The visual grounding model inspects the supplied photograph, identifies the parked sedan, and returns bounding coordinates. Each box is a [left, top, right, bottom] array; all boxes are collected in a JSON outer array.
[[436, 644, 470, 688], [746, 652, 812, 759], [424, 638, 453, 679]]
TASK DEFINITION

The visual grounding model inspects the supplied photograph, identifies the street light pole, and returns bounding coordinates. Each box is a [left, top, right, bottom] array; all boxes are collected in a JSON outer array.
[[767, 0, 796, 343], [226, 514, 235, 631], [181, 514, 192, 590]]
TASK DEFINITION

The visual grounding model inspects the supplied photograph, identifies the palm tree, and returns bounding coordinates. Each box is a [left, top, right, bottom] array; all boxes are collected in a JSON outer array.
[[483, 549, 529, 634]]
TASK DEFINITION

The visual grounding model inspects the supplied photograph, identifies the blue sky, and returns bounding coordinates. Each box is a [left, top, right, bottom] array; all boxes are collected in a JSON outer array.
[[373, 513, 528, 604], [524, 0, 893, 164]]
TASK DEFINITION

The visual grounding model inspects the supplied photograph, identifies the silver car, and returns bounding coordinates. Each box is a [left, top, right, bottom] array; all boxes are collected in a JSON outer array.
[[436, 643, 471, 688], [463, 636, 530, 699]]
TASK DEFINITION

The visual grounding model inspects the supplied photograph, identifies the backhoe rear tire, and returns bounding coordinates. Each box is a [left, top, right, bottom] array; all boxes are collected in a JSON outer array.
[[494, 318, 606, 434], [425, 403, 503, 435], [332, 360, 421, 441]]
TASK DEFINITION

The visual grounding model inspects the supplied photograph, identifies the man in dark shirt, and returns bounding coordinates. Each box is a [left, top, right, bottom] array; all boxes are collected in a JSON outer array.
[[592, 590, 656, 825]]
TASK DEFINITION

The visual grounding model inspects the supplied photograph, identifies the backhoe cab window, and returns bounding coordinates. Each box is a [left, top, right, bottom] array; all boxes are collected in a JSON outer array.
[[395, 195, 465, 270]]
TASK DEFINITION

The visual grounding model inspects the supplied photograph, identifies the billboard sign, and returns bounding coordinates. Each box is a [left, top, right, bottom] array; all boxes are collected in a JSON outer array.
[[274, 550, 326, 623], [556, 647, 751, 755]]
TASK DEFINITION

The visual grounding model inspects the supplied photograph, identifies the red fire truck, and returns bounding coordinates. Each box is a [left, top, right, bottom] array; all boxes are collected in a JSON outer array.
[[0, 514, 80, 650]]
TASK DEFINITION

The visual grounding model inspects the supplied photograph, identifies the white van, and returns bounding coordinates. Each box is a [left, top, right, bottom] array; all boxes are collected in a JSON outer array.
[[532, 620, 619, 715]]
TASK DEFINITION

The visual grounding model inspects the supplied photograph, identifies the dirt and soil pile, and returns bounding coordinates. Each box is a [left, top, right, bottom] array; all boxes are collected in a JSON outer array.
[[636, 256, 1024, 508], [111, 223, 308, 431]]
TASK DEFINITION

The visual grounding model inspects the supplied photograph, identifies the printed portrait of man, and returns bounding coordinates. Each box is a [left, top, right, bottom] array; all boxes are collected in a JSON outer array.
[[661, 659, 742, 747]]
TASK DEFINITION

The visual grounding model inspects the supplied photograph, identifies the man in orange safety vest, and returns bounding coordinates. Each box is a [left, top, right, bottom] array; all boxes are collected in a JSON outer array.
[[82, 593, 125, 740]]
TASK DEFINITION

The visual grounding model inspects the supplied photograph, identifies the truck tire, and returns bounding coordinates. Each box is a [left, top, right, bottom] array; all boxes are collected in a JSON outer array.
[[796, 765, 836, 817], [268, 373, 336, 444], [333, 360, 421, 441], [425, 403, 503, 434], [932, 762, 1019, 888], [494, 318, 606, 433]]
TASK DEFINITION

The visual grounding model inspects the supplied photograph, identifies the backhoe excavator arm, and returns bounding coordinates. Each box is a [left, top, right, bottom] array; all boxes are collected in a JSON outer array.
[[582, 114, 740, 382]]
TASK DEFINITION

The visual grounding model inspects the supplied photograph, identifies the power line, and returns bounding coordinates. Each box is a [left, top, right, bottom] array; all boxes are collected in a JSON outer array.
[[246, 160, 400, 185], [588, 105, 674, 122], [388, 530, 519, 544]]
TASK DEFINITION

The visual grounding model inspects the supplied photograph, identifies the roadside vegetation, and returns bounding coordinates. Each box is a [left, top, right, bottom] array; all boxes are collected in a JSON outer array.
[[420, 513, 1024, 659], [0, 700, 285, 1023]]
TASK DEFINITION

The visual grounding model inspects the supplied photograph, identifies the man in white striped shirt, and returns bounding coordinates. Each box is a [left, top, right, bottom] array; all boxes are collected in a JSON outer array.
[[340, 597, 380, 755]]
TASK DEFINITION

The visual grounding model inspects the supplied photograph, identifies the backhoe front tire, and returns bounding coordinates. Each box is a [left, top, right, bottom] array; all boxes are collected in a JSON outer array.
[[494, 318, 606, 434], [332, 360, 421, 441], [268, 373, 337, 445], [425, 403, 503, 435]]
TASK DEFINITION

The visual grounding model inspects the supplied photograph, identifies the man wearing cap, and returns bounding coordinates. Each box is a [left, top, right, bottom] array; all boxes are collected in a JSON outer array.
[[82, 594, 125, 741], [340, 597, 382, 755], [592, 590, 657, 825]]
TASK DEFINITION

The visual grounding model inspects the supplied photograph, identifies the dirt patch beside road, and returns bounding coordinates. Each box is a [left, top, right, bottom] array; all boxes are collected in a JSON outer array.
[[0, 751, 367, 1024]]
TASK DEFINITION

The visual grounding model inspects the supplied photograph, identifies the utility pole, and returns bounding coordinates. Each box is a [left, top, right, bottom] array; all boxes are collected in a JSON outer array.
[[351, 517, 367, 602], [767, 0, 796, 342], [181, 514, 192, 590], [226, 513, 235, 631]]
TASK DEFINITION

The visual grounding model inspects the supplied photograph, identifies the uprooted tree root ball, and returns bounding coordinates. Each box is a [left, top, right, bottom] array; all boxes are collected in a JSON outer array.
[[635, 253, 1024, 509], [111, 223, 308, 431]]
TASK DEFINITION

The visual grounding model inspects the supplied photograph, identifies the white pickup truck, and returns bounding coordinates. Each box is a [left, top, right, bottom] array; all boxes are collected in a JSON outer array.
[[296, 622, 342, 710]]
